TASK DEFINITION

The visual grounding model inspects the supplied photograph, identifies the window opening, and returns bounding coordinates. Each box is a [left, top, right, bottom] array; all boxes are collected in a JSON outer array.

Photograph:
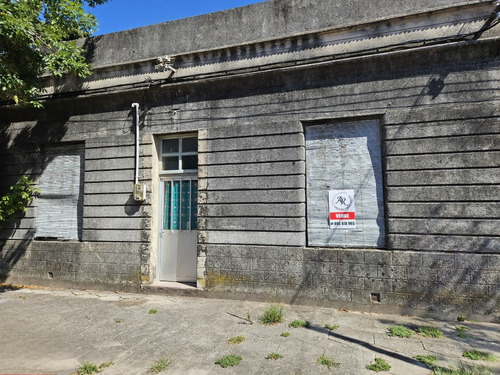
[[161, 136, 198, 173]]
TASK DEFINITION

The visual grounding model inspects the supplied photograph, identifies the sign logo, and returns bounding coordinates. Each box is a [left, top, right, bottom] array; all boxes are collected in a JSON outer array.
[[329, 190, 356, 229]]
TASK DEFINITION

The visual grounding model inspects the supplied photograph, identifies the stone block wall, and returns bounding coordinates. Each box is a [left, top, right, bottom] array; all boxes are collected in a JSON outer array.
[[1, 0, 498, 319]]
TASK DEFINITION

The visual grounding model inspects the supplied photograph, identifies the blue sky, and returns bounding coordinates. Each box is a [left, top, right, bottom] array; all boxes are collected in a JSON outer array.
[[85, 0, 266, 35]]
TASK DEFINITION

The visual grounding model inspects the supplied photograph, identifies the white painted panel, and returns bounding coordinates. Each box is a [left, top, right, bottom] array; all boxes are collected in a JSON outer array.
[[305, 119, 385, 248], [36, 144, 84, 240]]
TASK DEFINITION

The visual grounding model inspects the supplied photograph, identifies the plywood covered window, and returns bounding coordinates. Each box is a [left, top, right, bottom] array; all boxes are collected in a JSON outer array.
[[35, 144, 84, 240], [305, 119, 385, 248]]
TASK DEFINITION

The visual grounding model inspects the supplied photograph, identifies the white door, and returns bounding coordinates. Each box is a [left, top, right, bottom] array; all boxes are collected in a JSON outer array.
[[160, 177, 198, 282]]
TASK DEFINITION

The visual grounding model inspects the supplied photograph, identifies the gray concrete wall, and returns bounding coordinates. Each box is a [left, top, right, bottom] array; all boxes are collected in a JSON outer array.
[[0, 0, 499, 318], [85, 0, 491, 67]]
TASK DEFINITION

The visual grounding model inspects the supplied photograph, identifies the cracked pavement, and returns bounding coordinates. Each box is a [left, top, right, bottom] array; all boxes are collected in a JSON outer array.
[[0, 286, 499, 374]]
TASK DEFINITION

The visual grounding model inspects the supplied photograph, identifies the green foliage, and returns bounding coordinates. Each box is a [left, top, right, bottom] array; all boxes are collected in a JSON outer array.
[[317, 355, 340, 369], [325, 323, 339, 331], [414, 355, 439, 367], [456, 325, 469, 339], [76, 362, 99, 375], [463, 350, 497, 362], [457, 314, 467, 322], [215, 354, 242, 368], [280, 331, 290, 337], [418, 326, 443, 338], [432, 363, 494, 375], [366, 358, 391, 372], [0, 0, 108, 106], [148, 309, 158, 314], [99, 361, 114, 369], [150, 358, 171, 373], [260, 304, 283, 325], [288, 319, 309, 328], [266, 352, 283, 360], [388, 325, 414, 338], [76, 360, 114, 374], [0, 176, 39, 229], [227, 335, 245, 344], [246, 310, 253, 325]]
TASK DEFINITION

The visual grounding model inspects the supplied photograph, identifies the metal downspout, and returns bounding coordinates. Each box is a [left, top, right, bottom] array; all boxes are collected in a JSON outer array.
[[131, 103, 140, 185]]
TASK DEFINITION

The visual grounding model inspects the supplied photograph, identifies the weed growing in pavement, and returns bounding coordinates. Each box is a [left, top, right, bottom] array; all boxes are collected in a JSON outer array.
[[418, 326, 443, 338], [463, 350, 498, 362], [227, 335, 246, 344], [260, 304, 283, 324], [215, 354, 242, 368], [266, 352, 284, 360], [366, 358, 391, 372], [388, 325, 414, 338], [247, 310, 253, 325], [324, 323, 339, 331], [288, 319, 309, 328], [414, 355, 439, 367], [280, 331, 290, 337], [114, 319, 122, 323], [456, 325, 469, 339], [99, 361, 114, 369], [457, 314, 467, 322], [317, 354, 340, 369], [432, 363, 494, 375], [76, 362, 99, 375], [150, 358, 171, 373], [148, 309, 158, 315]]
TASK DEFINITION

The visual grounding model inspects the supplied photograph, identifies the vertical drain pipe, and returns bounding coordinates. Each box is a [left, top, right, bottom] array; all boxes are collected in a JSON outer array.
[[131, 103, 140, 185], [131, 103, 146, 201]]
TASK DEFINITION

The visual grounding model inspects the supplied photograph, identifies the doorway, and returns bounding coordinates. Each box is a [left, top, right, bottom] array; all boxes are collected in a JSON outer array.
[[158, 135, 198, 282]]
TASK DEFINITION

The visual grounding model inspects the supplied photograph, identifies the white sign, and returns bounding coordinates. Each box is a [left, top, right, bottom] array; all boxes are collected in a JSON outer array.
[[329, 190, 356, 229]]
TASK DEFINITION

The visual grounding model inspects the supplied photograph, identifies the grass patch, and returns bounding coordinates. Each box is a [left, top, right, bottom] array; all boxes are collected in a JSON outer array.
[[114, 319, 122, 324], [247, 310, 253, 325], [227, 335, 245, 345], [215, 354, 242, 368], [99, 361, 114, 369], [150, 358, 171, 373], [457, 314, 467, 322], [325, 323, 339, 331], [288, 319, 309, 328], [317, 355, 340, 369], [388, 325, 414, 338], [280, 331, 290, 337], [266, 352, 284, 360], [418, 326, 443, 338], [456, 325, 469, 339], [414, 355, 439, 367], [76, 362, 100, 375], [463, 350, 497, 362], [148, 309, 158, 315], [366, 358, 391, 372], [432, 363, 494, 375], [260, 304, 283, 325]]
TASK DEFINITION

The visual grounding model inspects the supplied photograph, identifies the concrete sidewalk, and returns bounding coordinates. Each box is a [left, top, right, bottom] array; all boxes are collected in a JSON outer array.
[[0, 286, 498, 375]]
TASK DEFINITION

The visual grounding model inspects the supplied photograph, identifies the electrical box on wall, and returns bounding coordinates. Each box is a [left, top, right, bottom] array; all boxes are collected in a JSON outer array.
[[133, 183, 146, 201]]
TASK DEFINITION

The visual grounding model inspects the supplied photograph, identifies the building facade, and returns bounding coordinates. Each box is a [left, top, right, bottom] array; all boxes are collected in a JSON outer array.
[[1, 0, 499, 319]]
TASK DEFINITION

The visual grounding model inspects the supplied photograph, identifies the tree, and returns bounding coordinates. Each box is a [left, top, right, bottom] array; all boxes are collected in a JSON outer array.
[[0, 176, 39, 230], [0, 0, 107, 106]]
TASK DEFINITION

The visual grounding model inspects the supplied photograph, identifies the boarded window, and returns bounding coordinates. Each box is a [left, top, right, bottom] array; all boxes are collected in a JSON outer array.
[[35, 144, 84, 240], [305, 119, 385, 248]]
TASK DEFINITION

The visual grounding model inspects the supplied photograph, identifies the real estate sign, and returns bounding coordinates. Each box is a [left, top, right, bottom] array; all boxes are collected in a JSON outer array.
[[329, 190, 356, 229]]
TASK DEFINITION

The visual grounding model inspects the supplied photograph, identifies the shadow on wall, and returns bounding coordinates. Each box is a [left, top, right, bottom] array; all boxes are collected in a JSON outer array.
[[0, 36, 103, 283], [0, 111, 69, 283]]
